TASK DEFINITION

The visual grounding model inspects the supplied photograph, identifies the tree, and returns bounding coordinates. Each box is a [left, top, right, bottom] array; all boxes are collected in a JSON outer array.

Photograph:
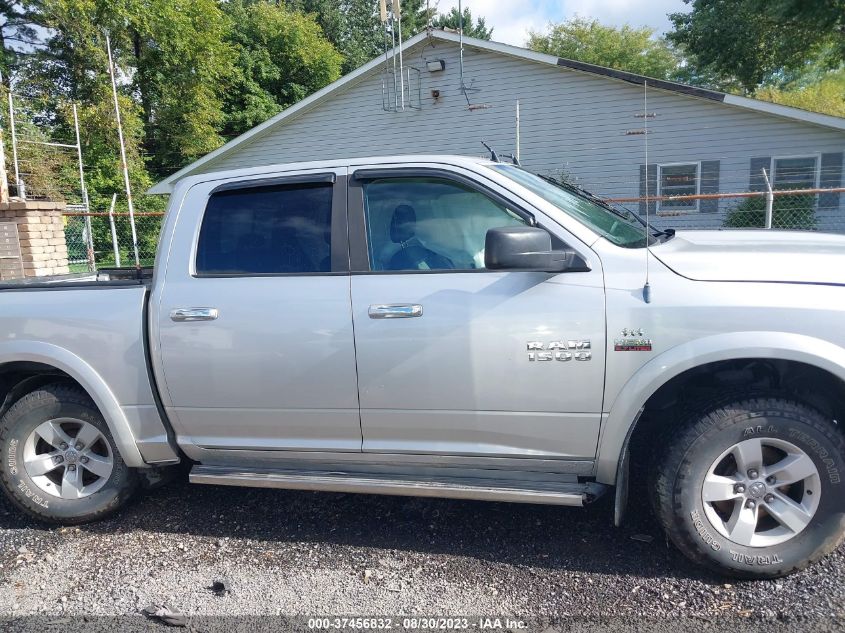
[[285, 0, 436, 74], [527, 18, 681, 81], [222, 0, 342, 137], [755, 70, 845, 118], [668, 0, 845, 93], [0, 2, 39, 86], [21, 0, 232, 178], [431, 6, 492, 40]]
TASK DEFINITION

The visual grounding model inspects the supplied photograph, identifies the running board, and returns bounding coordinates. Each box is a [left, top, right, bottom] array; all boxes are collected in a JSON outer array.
[[189, 465, 607, 506]]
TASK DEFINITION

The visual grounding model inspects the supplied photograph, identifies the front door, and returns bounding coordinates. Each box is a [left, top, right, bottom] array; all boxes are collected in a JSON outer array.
[[154, 168, 362, 454], [348, 168, 606, 460]]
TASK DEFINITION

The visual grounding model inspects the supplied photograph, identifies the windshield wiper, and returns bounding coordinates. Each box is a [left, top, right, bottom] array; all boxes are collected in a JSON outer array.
[[538, 174, 675, 240], [538, 175, 643, 224]]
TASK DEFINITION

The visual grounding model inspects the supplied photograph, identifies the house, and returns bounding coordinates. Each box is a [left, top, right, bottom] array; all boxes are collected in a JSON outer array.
[[150, 30, 845, 231]]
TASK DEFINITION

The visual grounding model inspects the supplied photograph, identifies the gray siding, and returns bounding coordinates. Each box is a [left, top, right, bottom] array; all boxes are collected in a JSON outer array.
[[196, 39, 845, 231]]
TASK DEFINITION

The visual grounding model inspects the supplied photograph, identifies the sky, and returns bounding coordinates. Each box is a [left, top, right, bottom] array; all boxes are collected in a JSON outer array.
[[453, 0, 691, 46]]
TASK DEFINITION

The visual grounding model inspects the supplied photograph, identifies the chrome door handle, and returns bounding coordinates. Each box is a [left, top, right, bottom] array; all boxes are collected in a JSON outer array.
[[170, 307, 219, 322], [368, 304, 423, 319]]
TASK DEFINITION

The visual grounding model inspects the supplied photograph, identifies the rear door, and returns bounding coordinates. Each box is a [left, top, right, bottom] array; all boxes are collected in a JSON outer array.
[[153, 168, 362, 455], [347, 165, 606, 460]]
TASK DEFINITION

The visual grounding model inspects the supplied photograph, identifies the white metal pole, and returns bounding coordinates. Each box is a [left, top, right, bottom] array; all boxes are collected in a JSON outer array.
[[458, 0, 464, 89], [642, 81, 651, 304], [0, 72, 9, 203], [83, 213, 95, 271], [397, 10, 405, 110], [515, 100, 521, 162], [390, 18, 398, 110], [72, 104, 91, 216], [7, 90, 22, 199], [762, 167, 774, 229], [108, 193, 120, 267], [106, 35, 140, 268]]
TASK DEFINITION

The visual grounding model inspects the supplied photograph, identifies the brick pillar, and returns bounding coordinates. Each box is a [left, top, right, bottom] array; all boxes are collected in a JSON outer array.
[[0, 201, 70, 277]]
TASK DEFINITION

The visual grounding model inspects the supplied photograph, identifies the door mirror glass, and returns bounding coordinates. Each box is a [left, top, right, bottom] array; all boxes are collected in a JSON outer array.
[[484, 226, 589, 273]]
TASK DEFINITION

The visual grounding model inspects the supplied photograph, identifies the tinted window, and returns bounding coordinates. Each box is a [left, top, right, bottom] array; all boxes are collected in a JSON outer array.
[[363, 177, 526, 271], [196, 183, 333, 275]]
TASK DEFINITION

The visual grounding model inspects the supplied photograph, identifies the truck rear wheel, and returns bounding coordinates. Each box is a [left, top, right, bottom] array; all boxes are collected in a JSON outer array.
[[653, 397, 845, 578], [0, 383, 138, 524]]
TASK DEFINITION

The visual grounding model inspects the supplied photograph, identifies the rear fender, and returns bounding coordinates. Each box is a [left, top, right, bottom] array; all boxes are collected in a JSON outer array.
[[0, 341, 147, 467]]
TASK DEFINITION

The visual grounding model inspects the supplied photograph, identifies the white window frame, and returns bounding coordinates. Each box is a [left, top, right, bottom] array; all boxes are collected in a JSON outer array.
[[657, 162, 701, 213], [770, 154, 820, 191]]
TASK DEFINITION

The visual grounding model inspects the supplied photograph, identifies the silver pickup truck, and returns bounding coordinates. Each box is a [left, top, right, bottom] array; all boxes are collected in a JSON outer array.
[[1, 155, 843, 578]]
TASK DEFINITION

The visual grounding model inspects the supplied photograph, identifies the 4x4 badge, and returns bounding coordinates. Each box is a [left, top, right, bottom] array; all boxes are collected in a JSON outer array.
[[614, 328, 653, 352]]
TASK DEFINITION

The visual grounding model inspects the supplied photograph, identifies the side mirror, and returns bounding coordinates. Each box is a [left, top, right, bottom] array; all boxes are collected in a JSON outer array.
[[484, 226, 590, 273]]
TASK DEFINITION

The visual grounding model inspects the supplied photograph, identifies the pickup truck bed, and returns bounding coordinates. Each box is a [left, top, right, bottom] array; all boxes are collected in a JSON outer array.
[[0, 279, 175, 466]]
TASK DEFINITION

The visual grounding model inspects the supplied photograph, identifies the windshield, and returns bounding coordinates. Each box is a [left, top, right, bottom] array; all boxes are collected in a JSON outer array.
[[489, 164, 654, 248]]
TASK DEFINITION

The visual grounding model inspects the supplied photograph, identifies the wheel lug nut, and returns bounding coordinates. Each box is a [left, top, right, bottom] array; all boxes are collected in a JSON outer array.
[[75, 442, 83, 450], [80, 456, 89, 464], [60, 442, 68, 450], [745, 499, 756, 509], [766, 475, 776, 484], [67, 464, 76, 472], [764, 493, 775, 503], [54, 455, 64, 463], [734, 483, 746, 494], [747, 469, 759, 479]]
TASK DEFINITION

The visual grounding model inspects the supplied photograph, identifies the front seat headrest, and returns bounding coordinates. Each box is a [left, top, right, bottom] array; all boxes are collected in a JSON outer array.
[[390, 204, 416, 244]]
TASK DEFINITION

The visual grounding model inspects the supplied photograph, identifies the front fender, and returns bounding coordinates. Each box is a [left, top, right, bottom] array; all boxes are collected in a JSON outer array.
[[0, 340, 146, 467], [596, 331, 845, 484]]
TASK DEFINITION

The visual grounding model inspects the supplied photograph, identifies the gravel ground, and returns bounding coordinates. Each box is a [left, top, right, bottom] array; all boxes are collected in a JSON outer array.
[[1, 475, 843, 631]]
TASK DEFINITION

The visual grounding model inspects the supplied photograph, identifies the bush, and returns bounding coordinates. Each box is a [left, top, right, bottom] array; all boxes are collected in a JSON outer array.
[[724, 192, 817, 230]]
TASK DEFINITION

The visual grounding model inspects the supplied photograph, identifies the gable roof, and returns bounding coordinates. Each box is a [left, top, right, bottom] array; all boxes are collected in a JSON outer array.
[[149, 29, 845, 194]]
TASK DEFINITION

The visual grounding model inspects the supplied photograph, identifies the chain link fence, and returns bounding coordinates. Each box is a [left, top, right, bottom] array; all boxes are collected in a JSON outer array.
[[607, 186, 845, 233], [62, 211, 164, 273]]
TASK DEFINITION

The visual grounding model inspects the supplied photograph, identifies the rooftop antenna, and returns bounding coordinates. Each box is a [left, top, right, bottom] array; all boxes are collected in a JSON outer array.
[[481, 140, 500, 162], [457, 0, 491, 111], [642, 80, 652, 304], [380, 0, 413, 112]]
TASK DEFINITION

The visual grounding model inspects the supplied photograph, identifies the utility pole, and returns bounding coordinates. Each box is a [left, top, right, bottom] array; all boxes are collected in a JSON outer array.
[[0, 72, 8, 203], [106, 34, 140, 268]]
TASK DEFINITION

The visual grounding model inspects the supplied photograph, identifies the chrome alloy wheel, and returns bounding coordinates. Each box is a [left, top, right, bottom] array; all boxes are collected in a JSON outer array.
[[701, 437, 821, 548], [22, 418, 114, 499]]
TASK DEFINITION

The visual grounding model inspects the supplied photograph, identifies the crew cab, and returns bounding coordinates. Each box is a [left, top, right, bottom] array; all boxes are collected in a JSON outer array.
[[1, 155, 844, 578]]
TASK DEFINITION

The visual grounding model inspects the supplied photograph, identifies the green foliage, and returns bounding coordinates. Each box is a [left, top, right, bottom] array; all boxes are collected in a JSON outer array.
[[724, 194, 817, 230], [431, 6, 493, 40], [755, 70, 845, 118], [669, 0, 845, 93], [130, 0, 233, 173], [0, 0, 487, 272], [222, 0, 343, 137], [285, 0, 435, 74], [527, 18, 682, 81], [0, 1, 38, 83]]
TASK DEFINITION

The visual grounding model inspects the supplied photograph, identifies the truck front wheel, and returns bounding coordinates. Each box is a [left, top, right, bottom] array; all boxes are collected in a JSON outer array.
[[653, 397, 845, 578], [0, 383, 138, 524]]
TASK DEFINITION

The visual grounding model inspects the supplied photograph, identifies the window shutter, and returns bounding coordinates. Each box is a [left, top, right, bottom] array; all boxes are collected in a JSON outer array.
[[819, 152, 843, 211], [699, 160, 720, 213], [639, 164, 657, 215], [749, 157, 771, 191]]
